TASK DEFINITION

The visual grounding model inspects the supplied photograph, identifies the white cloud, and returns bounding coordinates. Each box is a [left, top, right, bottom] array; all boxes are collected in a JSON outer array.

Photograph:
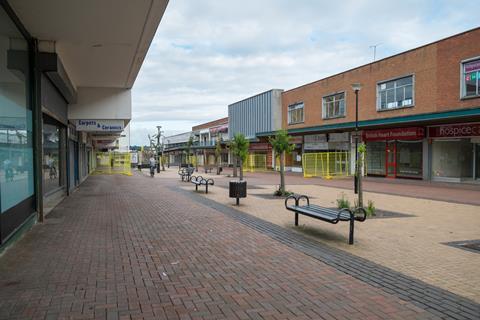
[[130, 0, 479, 145]]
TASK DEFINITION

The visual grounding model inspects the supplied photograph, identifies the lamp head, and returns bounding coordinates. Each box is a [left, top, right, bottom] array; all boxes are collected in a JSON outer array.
[[351, 83, 362, 92]]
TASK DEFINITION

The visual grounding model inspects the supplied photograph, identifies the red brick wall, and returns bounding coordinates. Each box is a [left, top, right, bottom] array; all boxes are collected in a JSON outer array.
[[192, 117, 228, 131], [282, 28, 480, 130]]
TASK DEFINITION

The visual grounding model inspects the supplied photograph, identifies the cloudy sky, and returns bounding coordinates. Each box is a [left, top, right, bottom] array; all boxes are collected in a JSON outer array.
[[130, 0, 479, 146]]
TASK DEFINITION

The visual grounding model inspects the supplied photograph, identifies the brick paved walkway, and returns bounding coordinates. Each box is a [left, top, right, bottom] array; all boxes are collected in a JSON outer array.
[[0, 173, 475, 319]]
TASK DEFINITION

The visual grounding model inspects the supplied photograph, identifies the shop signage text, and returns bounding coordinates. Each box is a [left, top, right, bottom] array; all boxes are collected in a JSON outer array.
[[363, 127, 424, 141], [76, 120, 124, 132], [249, 143, 271, 151], [329, 132, 350, 142], [428, 123, 480, 138], [304, 134, 327, 150], [464, 60, 480, 73]]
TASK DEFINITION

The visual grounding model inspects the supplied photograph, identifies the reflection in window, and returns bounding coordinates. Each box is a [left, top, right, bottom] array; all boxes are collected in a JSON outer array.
[[322, 92, 345, 119], [0, 7, 34, 213], [462, 59, 480, 98], [43, 123, 60, 194], [377, 76, 414, 110]]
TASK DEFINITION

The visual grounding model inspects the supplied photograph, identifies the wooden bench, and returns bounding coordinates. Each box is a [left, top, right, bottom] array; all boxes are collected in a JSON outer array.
[[285, 194, 366, 245], [178, 167, 194, 182], [190, 175, 214, 193]]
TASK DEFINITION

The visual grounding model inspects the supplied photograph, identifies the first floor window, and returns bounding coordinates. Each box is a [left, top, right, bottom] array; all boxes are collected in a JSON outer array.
[[462, 58, 480, 98], [322, 92, 345, 119], [377, 76, 413, 110], [288, 102, 304, 124]]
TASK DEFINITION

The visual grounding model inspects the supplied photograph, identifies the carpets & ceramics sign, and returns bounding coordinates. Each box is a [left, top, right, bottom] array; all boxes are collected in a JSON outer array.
[[76, 120, 124, 132]]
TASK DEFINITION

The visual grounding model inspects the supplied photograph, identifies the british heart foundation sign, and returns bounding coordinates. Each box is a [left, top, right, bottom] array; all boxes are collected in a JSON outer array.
[[363, 127, 424, 141]]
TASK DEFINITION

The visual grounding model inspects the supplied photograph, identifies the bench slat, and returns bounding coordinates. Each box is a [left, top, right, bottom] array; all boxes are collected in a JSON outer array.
[[304, 204, 352, 221]]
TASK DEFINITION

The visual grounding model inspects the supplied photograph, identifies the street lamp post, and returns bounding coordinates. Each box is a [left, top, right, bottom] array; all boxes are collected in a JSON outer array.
[[351, 83, 362, 195], [156, 126, 161, 173]]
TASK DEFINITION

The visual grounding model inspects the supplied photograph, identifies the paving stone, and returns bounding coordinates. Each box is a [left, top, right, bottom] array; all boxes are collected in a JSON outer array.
[[0, 173, 474, 319]]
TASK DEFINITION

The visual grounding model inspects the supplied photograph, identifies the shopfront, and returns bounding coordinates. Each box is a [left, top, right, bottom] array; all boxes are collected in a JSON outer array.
[[287, 136, 303, 172], [364, 127, 424, 179], [248, 142, 272, 169], [429, 123, 480, 182], [0, 5, 36, 245]]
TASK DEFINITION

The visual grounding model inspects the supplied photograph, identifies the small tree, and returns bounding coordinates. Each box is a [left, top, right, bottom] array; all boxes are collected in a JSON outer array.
[[269, 130, 295, 195], [357, 143, 366, 208], [230, 133, 249, 181], [186, 136, 194, 167], [215, 136, 222, 175]]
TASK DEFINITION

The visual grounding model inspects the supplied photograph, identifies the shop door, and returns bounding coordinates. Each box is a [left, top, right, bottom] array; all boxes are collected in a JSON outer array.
[[386, 141, 396, 178]]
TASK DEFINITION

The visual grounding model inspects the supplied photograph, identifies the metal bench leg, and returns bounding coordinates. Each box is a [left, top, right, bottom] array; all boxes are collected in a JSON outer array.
[[349, 218, 354, 245], [205, 185, 208, 194], [195, 184, 198, 191], [295, 212, 298, 226]]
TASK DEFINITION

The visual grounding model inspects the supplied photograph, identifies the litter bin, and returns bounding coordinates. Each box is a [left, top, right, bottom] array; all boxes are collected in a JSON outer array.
[[229, 180, 247, 205]]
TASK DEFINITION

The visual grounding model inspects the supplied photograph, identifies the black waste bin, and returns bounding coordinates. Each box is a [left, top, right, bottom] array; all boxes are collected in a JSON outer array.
[[229, 180, 247, 205]]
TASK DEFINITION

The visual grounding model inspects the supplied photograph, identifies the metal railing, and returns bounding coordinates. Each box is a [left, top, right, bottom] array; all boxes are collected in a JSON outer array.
[[243, 154, 267, 172], [302, 152, 351, 179], [93, 152, 132, 176]]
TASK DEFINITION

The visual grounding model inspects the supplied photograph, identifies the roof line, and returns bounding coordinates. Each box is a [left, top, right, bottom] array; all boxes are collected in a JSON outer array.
[[283, 26, 480, 93], [228, 89, 284, 107]]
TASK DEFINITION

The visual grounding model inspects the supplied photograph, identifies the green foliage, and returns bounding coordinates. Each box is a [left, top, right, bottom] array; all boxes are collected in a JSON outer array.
[[336, 192, 351, 209], [273, 188, 293, 197], [366, 200, 376, 216], [358, 142, 367, 153], [269, 130, 295, 157], [229, 133, 250, 162], [354, 199, 376, 217], [186, 136, 194, 156], [215, 136, 222, 158]]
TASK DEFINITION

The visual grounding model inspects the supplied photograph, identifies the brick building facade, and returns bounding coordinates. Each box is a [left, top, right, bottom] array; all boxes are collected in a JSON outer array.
[[274, 28, 480, 182]]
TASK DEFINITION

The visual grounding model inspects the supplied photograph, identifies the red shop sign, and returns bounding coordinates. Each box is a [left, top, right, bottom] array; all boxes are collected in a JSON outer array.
[[249, 142, 271, 151], [428, 123, 480, 138], [363, 127, 424, 141]]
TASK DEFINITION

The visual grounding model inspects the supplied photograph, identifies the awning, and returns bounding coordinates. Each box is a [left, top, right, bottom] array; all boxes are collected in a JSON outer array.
[[210, 124, 228, 134]]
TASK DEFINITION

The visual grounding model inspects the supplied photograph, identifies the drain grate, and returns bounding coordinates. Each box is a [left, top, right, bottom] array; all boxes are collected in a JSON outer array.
[[444, 239, 480, 254]]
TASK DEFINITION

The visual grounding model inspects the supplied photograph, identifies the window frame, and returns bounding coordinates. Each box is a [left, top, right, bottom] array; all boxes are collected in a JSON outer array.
[[376, 74, 415, 112], [460, 56, 480, 100], [287, 102, 304, 125], [322, 91, 346, 120]]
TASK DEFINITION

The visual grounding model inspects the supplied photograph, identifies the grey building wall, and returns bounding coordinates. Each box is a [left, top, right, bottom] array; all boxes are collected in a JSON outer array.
[[228, 89, 283, 139], [41, 74, 68, 125]]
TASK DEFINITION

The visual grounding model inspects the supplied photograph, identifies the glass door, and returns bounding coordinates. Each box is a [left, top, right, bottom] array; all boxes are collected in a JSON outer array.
[[386, 141, 396, 178]]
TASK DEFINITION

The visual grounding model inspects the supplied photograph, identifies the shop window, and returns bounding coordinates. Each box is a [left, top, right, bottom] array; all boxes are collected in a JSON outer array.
[[366, 142, 386, 175], [377, 76, 414, 110], [43, 119, 66, 195], [396, 141, 422, 178], [461, 58, 480, 98], [288, 102, 304, 125], [432, 139, 473, 180], [0, 7, 34, 213], [322, 92, 345, 119]]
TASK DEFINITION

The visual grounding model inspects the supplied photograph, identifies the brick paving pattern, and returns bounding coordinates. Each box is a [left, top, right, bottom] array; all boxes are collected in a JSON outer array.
[[185, 168, 480, 303], [0, 173, 474, 319]]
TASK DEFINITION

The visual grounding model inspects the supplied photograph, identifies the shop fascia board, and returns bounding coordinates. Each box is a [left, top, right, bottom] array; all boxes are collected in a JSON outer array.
[[256, 107, 480, 137]]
